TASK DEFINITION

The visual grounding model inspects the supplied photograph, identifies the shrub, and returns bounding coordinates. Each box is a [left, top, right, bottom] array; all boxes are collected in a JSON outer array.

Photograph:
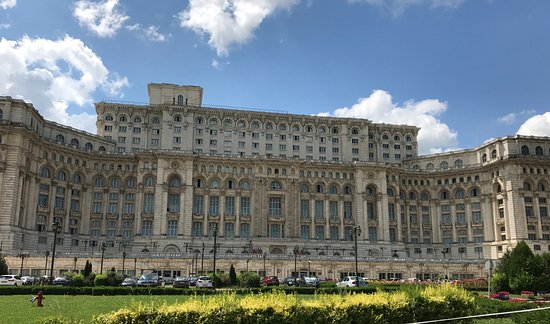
[[94, 274, 108, 287], [238, 272, 261, 288], [70, 273, 85, 287]]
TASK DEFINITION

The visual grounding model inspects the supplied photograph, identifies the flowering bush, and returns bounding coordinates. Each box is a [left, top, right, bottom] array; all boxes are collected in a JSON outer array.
[[521, 291, 534, 295]]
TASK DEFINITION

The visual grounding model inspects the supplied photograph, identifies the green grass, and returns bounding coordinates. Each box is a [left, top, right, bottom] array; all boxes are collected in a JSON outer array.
[[0, 295, 191, 323]]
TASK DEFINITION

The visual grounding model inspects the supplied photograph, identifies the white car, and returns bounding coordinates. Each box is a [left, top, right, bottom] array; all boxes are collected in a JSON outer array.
[[337, 276, 367, 288], [195, 276, 213, 288], [0, 275, 23, 286]]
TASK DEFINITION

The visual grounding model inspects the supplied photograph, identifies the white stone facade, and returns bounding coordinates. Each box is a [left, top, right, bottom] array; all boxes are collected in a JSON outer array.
[[1, 83, 550, 280]]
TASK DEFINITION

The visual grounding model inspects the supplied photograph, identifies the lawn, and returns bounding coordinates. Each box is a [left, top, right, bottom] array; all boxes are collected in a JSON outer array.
[[0, 294, 191, 323]]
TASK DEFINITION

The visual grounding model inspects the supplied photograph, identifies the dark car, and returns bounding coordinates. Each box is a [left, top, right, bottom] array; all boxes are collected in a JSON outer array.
[[52, 276, 72, 286], [188, 276, 198, 287], [173, 277, 190, 288], [137, 273, 160, 287], [262, 276, 280, 286], [302, 276, 320, 288], [121, 277, 138, 287], [283, 277, 298, 286]]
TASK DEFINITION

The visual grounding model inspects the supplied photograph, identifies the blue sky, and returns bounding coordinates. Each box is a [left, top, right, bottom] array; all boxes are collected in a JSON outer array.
[[1, 0, 549, 154]]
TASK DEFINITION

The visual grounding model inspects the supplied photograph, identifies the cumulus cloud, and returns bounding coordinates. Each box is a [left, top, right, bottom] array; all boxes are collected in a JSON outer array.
[[178, 0, 299, 56], [497, 109, 536, 125], [73, 0, 129, 37], [126, 24, 169, 42], [0, 0, 16, 10], [0, 23, 10, 29], [517, 112, 550, 137], [0, 36, 128, 133], [322, 89, 458, 154], [349, 0, 464, 17]]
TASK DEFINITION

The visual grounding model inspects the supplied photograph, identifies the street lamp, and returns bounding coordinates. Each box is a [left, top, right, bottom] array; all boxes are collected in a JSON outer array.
[[351, 225, 361, 277], [44, 251, 50, 276], [49, 221, 62, 281], [308, 259, 311, 276], [194, 250, 199, 275], [17, 250, 29, 276], [212, 223, 218, 288], [73, 257, 78, 272], [100, 242, 106, 274], [293, 245, 299, 277], [263, 252, 267, 276], [201, 243, 205, 275], [122, 245, 127, 275]]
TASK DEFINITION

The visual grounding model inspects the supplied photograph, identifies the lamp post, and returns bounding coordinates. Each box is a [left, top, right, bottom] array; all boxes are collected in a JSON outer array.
[[134, 258, 137, 275], [263, 252, 267, 276], [194, 250, 199, 275], [212, 224, 218, 288], [201, 243, 205, 275], [100, 242, 106, 274], [419, 262, 424, 281], [44, 251, 50, 276], [293, 245, 299, 277], [73, 257, 78, 272], [17, 250, 29, 276], [308, 259, 311, 276], [246, 257, 250, 272], [49, 221, 62, 281], [122, 250, 127, 275], [351, 225, 361, 277]]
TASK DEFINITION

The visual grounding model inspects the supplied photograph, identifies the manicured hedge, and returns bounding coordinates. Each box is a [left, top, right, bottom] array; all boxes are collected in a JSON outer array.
[[94, 285, 476, 324]]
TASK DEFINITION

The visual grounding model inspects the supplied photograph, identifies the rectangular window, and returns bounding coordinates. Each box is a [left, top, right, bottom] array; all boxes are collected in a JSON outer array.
[[388, 203, 395, 222], [368, 226, 377, 241], [315, 225, 325, 240], [167, 220, 177, 237], [269, 197, 282, 216], [193, 195, 204, 215], [240, 197, 250, 216], [526, 206, 534, 217], [225, 196, 235, 216], [224, 222, 234, 239], [269, 224, 282, 238], [315, 200, 324, 219], [541, 207, 548, 217], [192, 222, 202, 238], [143, 193, 154, 213], [456, 212, 466, 224], [330, 226, 339, 240], [38, 194, 49, 207], [367, 202, 376, 220], [168, 194, 180, 213], [329, 201, 338, 219], [300, 200, 309, 219], [300, 225, 310, 240], [142, 220, 152, 237], [344, 202, 353, 219], [240, 223, 250, 239], [209, 196, 219, 216], [389, 228, 397, 242]]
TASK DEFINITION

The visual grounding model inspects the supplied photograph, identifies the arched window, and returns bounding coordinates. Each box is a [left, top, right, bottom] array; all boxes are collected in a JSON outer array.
[[387, 188, 394, 196], [126, 177, 136, 189], [300, 184, 310, 193], [40, 167, 51, 178], [195, 178, 204, 188], [110, 177, 120, 188], [225, 180, 235, 189], [94, 176, 105, 187], [331, 127, 339, 134], [440, 161, 449, 170], [240, 181, 250, 190], [366, 186, 376, 196], [70, 138, 79, 147], [278, 124, 287, 131], [151, 117, 160, 124], [73, 174, 81, 184], [318, 126, 326, 133], [223, 119, 233, 128], [413, 165, 420, 171], [497, 184, 502, 193], [521, 145, 530, 155], [409, 192, 416, 200], [329, 185, 338, 194], [470, 188, 479, 197], [490, 149, 497, 159], [382, 134, 389, 140], [316, 184, 324, 193], [104, 114, 113, 121], [271, 181, 282, 190], [440, 191, 450, 200], [536, 146, 543, 156], [344, 186, 353, 195], [426, 163, 434, 171], [177, 95, 184, 105], [454, 159, 463, 168], [420, 192, 430, 201], [394, 135, 400, 141], [119, 115, 127, 122], [455, 190, 465, 199], [538, 182, 546, 192], [144, 176, 156, 187], [0, 109, 3, 120], [57, 170, 66, 181], [133, 117, 142, 123], [169, 176, 181, 187], [99, 146, 106, 152], [523, 182, 531, 191], [210, 179, 220, 189], [406, 136, 412, 142], [264, 122, 272, 130], [56, 134, 65, 143], [84, 142, 93, 150], [482, 154, 487, 162], [351, 128, 359, 135], [173, 115, 182, 123]]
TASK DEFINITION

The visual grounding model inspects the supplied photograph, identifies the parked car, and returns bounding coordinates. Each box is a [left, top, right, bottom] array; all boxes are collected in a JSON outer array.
[[336, 276, 367, 288], [121, 277, 138, 287], [52, 276, 72, 286], [302, 276, 320, 288], [137, 273, 160, 287], [188, 276, 198, 287], [173, 276, 190, 288], [0, 275, 23, 286], [262, 276, 280, 286], [21, 276, 37, 285], [195, 276, 213, 288], [283, 277, 299, 286]]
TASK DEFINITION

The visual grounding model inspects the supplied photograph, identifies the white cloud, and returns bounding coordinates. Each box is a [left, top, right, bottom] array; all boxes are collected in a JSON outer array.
[[73, 0, 129, 37], [0, 23, 10, 29], [517, 112, 550, 137], [178, 0, 299, 56], [126, 24, 169, 42], [349, 0, 464, 17], [0, 36, 128, 133], [497, 109, 536, 125], [323, 89, 458, 154], [0, 0, 16, 10]]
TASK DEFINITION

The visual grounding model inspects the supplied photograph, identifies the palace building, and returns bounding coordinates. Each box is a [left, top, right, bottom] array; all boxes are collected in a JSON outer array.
[[1, 83, 549, 281]]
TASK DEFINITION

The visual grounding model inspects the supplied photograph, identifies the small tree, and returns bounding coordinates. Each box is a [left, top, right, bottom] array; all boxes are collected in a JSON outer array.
[[0, 255, 8, 275], [83, 260, 92, 278], [239, 272, 261, 288], [229, 264, 238, 286]]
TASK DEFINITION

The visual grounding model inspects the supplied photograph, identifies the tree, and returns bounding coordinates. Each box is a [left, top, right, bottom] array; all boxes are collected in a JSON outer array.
[[229, 264, 237, 286], [0, 255, 8, 275], [83, 260, 92, 277], [493, 241, 540, 292]]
